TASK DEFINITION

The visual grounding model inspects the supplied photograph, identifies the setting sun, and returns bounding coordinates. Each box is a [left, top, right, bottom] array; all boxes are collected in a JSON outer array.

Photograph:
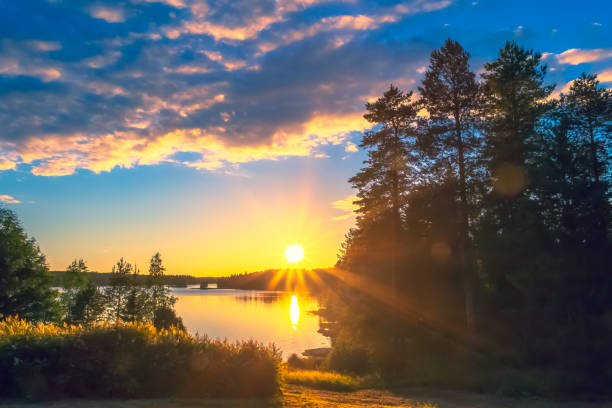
[[285, 244, 304, 263]]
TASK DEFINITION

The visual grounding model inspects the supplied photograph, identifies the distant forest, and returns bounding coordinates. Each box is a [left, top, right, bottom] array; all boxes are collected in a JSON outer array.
[[217, 269, 338, 291], [51, 270, 215, 287]]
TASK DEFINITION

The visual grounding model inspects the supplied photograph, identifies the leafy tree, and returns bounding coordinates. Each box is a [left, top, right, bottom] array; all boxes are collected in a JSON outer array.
[[349, 84, 419, 298], [0, 209, 59, 321], [418, 38, 484, 329], [153, 306, 185, 331], [61, 259, 105, 325]]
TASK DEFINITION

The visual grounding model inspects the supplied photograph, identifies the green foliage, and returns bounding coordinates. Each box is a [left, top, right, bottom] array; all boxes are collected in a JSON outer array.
[[60, 259, 105, 325], [153, 306, 185, 331], [326, 341, 370, 375], [0, 209, 59, 322], [0, 316, 281, 400]]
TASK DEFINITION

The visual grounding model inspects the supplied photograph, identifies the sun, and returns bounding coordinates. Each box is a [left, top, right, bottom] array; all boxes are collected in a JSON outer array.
[[285, 244, 304, 263]]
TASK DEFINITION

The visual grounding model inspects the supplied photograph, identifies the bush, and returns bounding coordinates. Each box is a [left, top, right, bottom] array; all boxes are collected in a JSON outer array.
[[287, 353, 322, 370], [0, 317, 281, 400], [327, 341, 370, 375]]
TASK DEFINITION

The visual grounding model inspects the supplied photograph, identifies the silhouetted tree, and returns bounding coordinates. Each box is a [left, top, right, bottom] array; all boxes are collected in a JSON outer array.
[[563, 73, 612, 185], [0, 209, 59, 321], [148, 252, 176, 312], [350, 84, 419, 299], [477, 42, 553, 338], [418, 38, 484, 329]]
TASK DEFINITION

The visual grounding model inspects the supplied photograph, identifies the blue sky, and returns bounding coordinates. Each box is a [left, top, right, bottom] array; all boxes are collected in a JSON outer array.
[[1, 0, 610, 274]]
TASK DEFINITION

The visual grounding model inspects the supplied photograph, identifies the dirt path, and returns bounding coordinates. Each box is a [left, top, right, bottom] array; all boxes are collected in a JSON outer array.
[[1, 385, 611, 408], [283, 385, 612, 408]]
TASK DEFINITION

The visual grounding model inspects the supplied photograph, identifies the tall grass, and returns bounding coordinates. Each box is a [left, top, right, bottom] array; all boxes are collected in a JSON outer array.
[[0, 316, 281, 400], [284, 369, 359, 391]]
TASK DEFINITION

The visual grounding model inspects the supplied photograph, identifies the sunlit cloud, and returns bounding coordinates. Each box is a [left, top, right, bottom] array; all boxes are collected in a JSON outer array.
[[0, 157, 16, 171], [556, 48, 612, 65], [84, 51, 122, 69], [330, 194, 358, 221], [0, 57, 62, 81], [166, 14, 283, 41], [599, 68, 612, 83], [260, 0, 452, 53], [29, 41, 61, 51], [0, 194, 20, 204], [89, 6, 125, 23], [345, 142, 358, 152], [10, 112, 370, 176]]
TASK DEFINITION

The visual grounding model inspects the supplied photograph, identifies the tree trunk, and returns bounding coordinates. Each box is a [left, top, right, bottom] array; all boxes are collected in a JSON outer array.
[[589, 126, 599, 183], [455, 114, 474, 331], [390, 125, 402, 302]]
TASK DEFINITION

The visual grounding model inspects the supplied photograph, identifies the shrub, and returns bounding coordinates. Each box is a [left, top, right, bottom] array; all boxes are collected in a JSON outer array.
[[327, 341, 370, 375], [0, 316, 281, 400]]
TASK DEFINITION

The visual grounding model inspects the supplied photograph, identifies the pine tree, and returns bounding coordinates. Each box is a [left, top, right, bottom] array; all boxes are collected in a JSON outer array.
[[418, 39, 484, 330], [148, 252, 176, 314], [478, 41, 554, 356], [562, 73, 612, 185], [106, 258, 133, 321], [349, 85, 419, 299]]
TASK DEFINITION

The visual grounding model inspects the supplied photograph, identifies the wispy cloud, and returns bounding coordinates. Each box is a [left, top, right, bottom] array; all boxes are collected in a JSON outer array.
[[89, 6, 125, 23], [599, 68, 612, 83], [556, 48, 612, 65], [0, 194, 20, 204]]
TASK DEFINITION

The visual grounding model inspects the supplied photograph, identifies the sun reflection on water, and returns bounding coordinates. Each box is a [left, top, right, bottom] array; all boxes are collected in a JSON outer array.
[[289, 295, 300, 330]]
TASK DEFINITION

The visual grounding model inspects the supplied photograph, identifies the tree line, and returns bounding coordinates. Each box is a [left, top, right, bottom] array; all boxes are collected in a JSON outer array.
[[332, 39, 611, 393], [0, 208, 182, 330]]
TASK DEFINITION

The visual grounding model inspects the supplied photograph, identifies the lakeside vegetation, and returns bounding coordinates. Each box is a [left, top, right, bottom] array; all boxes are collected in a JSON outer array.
[[0, 317, 281, 400]]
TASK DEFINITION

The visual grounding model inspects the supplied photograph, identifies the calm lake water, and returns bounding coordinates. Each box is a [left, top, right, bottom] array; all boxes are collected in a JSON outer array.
[[170, 286, 331, 358]]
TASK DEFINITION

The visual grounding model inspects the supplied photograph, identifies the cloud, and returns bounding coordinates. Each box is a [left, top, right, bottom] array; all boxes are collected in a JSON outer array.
[[599, 68, 612, 83], [556, 48, 612, 65], [345, 142, 358, 152], [11, 112, 370, 176], [0, 194, 20, 204], [258, 0, 453, 53], [89, 6, 126, 23], [330, 194, 358, 221], [0, 0, 435, 177]]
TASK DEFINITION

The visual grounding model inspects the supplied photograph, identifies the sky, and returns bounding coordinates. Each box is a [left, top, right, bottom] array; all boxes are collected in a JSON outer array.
[[1, 0, 611, 275]]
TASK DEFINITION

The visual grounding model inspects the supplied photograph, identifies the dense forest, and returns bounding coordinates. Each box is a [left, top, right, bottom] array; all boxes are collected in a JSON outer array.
[[324, 39, 612, 395]]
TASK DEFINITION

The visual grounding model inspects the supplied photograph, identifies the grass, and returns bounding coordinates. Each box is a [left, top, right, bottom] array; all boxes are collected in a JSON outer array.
[[283, 368, 360, 391]]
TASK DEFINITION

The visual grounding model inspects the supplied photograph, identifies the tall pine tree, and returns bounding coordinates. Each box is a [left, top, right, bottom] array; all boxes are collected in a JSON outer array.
[[418, 39, 484, 330], [350, 85, 419, 299]]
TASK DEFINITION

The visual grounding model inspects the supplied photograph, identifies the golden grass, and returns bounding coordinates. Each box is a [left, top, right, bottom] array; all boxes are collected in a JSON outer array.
[[283, 369, 360, 391]]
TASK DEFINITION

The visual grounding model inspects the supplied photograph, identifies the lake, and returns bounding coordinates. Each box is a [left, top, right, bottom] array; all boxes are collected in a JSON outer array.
[[170, 286, 331, 358]]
